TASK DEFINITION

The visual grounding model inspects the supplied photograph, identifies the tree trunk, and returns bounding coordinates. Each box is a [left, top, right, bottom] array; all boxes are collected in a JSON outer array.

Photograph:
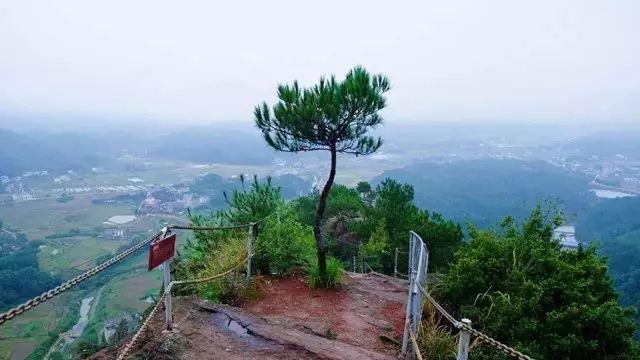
[[314, 146, 337, 280]]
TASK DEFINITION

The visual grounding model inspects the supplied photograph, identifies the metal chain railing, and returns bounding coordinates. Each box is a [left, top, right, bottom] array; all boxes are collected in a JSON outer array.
[[0, 214, 272, 326], [0, 229, 165, 325], [462, 325, 533, 360], [415, 282, 534, 360]]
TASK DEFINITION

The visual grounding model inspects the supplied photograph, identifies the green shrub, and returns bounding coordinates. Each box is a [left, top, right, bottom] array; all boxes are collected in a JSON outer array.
[[308, 256, 344, 288], [254, 208, 315, 275], [359, 219, 390, 272], [176, 235, 248, 303]]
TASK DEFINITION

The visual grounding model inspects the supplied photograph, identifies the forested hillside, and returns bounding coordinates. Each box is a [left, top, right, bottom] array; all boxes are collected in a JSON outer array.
[[577, 197, 640, 324], [374, 158, 640, 335], [172, 175, 639, 360], [0, 222, 59, 310], [374, 159, 594, 226]]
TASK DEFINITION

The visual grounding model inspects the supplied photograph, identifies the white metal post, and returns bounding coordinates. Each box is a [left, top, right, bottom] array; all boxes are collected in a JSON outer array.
[[159, 227, 172, 330], [401, 234, 415, 355], [353, 256, 356, 272], [162, 260, 172, 330], [412, 244, 425, 334], [246, 223, 254, 282], [394, 248, 398, 278], [456, 319, 472, 360]]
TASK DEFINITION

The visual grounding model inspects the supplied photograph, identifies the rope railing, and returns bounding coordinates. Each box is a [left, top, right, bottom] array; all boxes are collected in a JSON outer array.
[[169, 223, 253, 231], [0, 215, 270, 326], [166, 255, 249, 290], [117, 255, 250, 360], [407, 328, 425, 360], [0, 229, 165, 326], [116, 291, 167, 360]]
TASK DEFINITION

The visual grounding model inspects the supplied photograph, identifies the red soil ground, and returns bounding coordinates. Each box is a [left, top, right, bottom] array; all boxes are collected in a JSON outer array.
[[244, 272, 408, 355], [94, 272, 408, 359]]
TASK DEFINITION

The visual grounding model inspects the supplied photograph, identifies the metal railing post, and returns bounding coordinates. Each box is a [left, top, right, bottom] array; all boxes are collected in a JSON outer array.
[[353, 256, 356, 272], [162, 260, 172, 330], [456, 318, 472, 360], [412, 244, 424, 334], [246, 223, 254, 282], [159, 227, 173, 330], [394, 248, 398, 278]]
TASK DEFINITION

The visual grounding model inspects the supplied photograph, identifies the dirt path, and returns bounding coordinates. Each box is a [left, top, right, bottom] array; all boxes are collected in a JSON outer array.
[[95, 272, 408, 359]]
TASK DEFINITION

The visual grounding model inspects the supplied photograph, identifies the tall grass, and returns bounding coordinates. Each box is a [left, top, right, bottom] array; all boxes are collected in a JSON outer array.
[[416, 297, 457, 360], [174, 232, 249, 304], [308, 256, 344, 288]]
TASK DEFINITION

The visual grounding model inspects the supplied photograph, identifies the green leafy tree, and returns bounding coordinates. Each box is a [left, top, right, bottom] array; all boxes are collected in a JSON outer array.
[[439, 206, 640, 360], [48, 352, 64, 360], [254, 207, 315, 275], [360, 219, 389, 271], [219, 174, 284, 224], [177, 175, 284, 283], [292, 184, 365, 226], [355, 178, 463, 273], [356, 180, 375, 205], [255, 66, 390, 280]]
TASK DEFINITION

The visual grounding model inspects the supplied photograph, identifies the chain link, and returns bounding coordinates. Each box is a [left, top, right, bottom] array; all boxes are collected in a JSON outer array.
[[0, 216, 270, 326], [462, 324, 533, 360], [415, 282, 533, 360], [0, 230, 164, 325]]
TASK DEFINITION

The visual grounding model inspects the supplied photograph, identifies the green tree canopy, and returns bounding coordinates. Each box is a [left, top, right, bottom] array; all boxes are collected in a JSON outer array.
[[255, 66, 390, 280], [438, 206, 640, 360], [292, 184, 365, 226], [355, 178, 463, 272]]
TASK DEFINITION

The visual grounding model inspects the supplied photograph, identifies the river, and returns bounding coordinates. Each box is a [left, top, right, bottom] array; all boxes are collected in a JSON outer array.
[[69, 296, 94, 338], [591, 189, 637, 199]]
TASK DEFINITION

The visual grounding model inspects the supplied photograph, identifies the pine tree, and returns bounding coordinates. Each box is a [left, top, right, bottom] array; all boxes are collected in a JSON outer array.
[[254, 66, 390, 281]]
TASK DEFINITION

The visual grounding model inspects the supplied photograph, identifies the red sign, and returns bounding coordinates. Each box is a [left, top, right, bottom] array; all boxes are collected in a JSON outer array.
[[148, 234, 176, 270]]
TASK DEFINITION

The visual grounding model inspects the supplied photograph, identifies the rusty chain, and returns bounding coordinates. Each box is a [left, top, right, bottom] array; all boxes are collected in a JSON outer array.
[[415, 282, 534, 360], [462, 324, 533, 360], [0, 216, 270, 326], [0, 229, 164, 325]]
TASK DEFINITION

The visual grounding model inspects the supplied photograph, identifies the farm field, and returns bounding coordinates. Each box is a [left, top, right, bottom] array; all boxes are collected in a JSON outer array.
[[0, 161, 320, 359], [0, 293, 75, 360], [38, 237, 126, 275], [31, 161, 272, 192], [0, 195, 136, 240]]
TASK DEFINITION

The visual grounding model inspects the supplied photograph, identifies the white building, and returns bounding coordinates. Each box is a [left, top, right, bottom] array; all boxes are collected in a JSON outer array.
[[553, 225, 580, 250]]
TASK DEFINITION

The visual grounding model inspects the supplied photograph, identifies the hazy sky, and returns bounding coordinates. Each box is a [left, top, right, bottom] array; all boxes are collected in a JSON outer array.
[[1, 0, 639, 125]]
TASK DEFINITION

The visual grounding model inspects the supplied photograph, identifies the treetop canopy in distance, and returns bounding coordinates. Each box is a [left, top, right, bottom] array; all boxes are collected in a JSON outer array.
[[254, 66, 390, 155]]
